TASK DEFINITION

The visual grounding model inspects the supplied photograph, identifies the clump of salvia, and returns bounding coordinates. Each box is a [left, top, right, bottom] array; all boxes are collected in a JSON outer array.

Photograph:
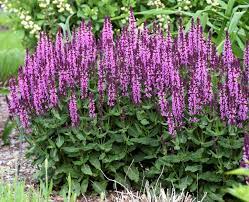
[[8, 10, 248, 137]]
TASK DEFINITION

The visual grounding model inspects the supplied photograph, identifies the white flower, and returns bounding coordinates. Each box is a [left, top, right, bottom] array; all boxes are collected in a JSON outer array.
[[184, 6, 189, 10], [24, 24, 30, 29], [20, 14, 25, 20], [58, 7, 65, 12], [21, 20, 28, 26], [34, 24, 41, 31], [26, 15, 32, 21], [186, 0, 191, 5], [30, 29, 36, 34], [11, 8, 18, 13], [121, 7, 126, 11], [138, 23, 144, 30], [121, 19, 127, 24], [39, 3, 47, 8], [29, 21, 34, 27]]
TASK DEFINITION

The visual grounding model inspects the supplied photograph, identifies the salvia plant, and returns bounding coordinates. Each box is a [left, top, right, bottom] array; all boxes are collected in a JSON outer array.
[[7, 10, 248, 201], [8, 10, 248, 135]]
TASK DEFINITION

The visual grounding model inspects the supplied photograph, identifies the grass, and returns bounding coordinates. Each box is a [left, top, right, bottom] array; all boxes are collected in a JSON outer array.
[[0, 12, 25, 83], [0, 48, 25, 82], [0, 180, 45, 202], [0, 12, 12, 27], [0, 30, 24, 50], [0, 31, 25, 83]]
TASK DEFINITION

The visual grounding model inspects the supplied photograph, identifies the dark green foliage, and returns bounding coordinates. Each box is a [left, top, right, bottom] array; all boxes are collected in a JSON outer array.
[[25, 96, 244, 201]]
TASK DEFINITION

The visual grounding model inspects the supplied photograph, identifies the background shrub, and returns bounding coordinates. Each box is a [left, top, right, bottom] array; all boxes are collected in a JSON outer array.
[[1, 0, 249, 57]]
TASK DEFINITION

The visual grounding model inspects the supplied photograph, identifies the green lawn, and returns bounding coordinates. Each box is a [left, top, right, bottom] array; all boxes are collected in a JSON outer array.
[[0, 12, 25, 83]]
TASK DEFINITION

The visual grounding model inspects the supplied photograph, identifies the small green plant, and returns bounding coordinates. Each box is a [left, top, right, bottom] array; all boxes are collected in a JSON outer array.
[[0, 178, 47, 202], [1, 118, 15, 145], [0, 159, 51, 202], [38, 159, 53, 202], [61, 174, 77, 202], [226, 168, 249, 202]]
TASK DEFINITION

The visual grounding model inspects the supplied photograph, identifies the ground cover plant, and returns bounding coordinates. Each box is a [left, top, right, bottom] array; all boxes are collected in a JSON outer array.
[[7, 10, 248, 201]]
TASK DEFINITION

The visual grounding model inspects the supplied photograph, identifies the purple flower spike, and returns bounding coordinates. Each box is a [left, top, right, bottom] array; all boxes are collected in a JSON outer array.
[[167, 112, 176, 137], [89, 93, 96, 118], [19, 107, 30, 129], [244, 43, 249, 84], [49, 80, 58, 108], [177, 19, 188, 66], [8, 78, 20, 116], [223, 32, 234, 68], [69, 93, 79, 127], [158, 92, 168, 117]]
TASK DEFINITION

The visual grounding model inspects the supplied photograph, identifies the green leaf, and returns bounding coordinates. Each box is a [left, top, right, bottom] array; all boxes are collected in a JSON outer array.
[[228, 11, 246, 33], [62, 147, 81, 153], [199, 171, 221, 182], [179, 176, 193, 190], [226, 168, 249, 176], [81, 178, 89, 193], [83, 143, 98, 151], [1, 119, 15, 145], [227, 186, 249, 202], [115, 173, 129, 187], [140, 119, 149, 125], [56, 135, 64, 148], [189, 148, 204, 161], [92, 181, 107, 194], [0, 87, 9, 95], [81, 164, 93, 176], [89, 157, 101, 170], [185, 165, 202, 172], [130, 137, 159, 146], [73, 129, 85, 141], [225, 0, 235, 17], [52, 109, 61, 120], [123, 166, 139, 183]]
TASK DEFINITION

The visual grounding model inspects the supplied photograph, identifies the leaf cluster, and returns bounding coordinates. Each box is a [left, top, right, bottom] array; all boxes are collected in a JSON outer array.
[[25, 96, 244, 201]]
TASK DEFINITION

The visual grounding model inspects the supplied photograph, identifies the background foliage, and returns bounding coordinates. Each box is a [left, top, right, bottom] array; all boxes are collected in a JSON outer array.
[[1, 0, 249, 57]]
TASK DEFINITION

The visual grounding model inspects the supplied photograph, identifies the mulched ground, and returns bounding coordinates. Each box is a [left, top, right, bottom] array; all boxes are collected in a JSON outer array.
[[0, 95, 35, 184]]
